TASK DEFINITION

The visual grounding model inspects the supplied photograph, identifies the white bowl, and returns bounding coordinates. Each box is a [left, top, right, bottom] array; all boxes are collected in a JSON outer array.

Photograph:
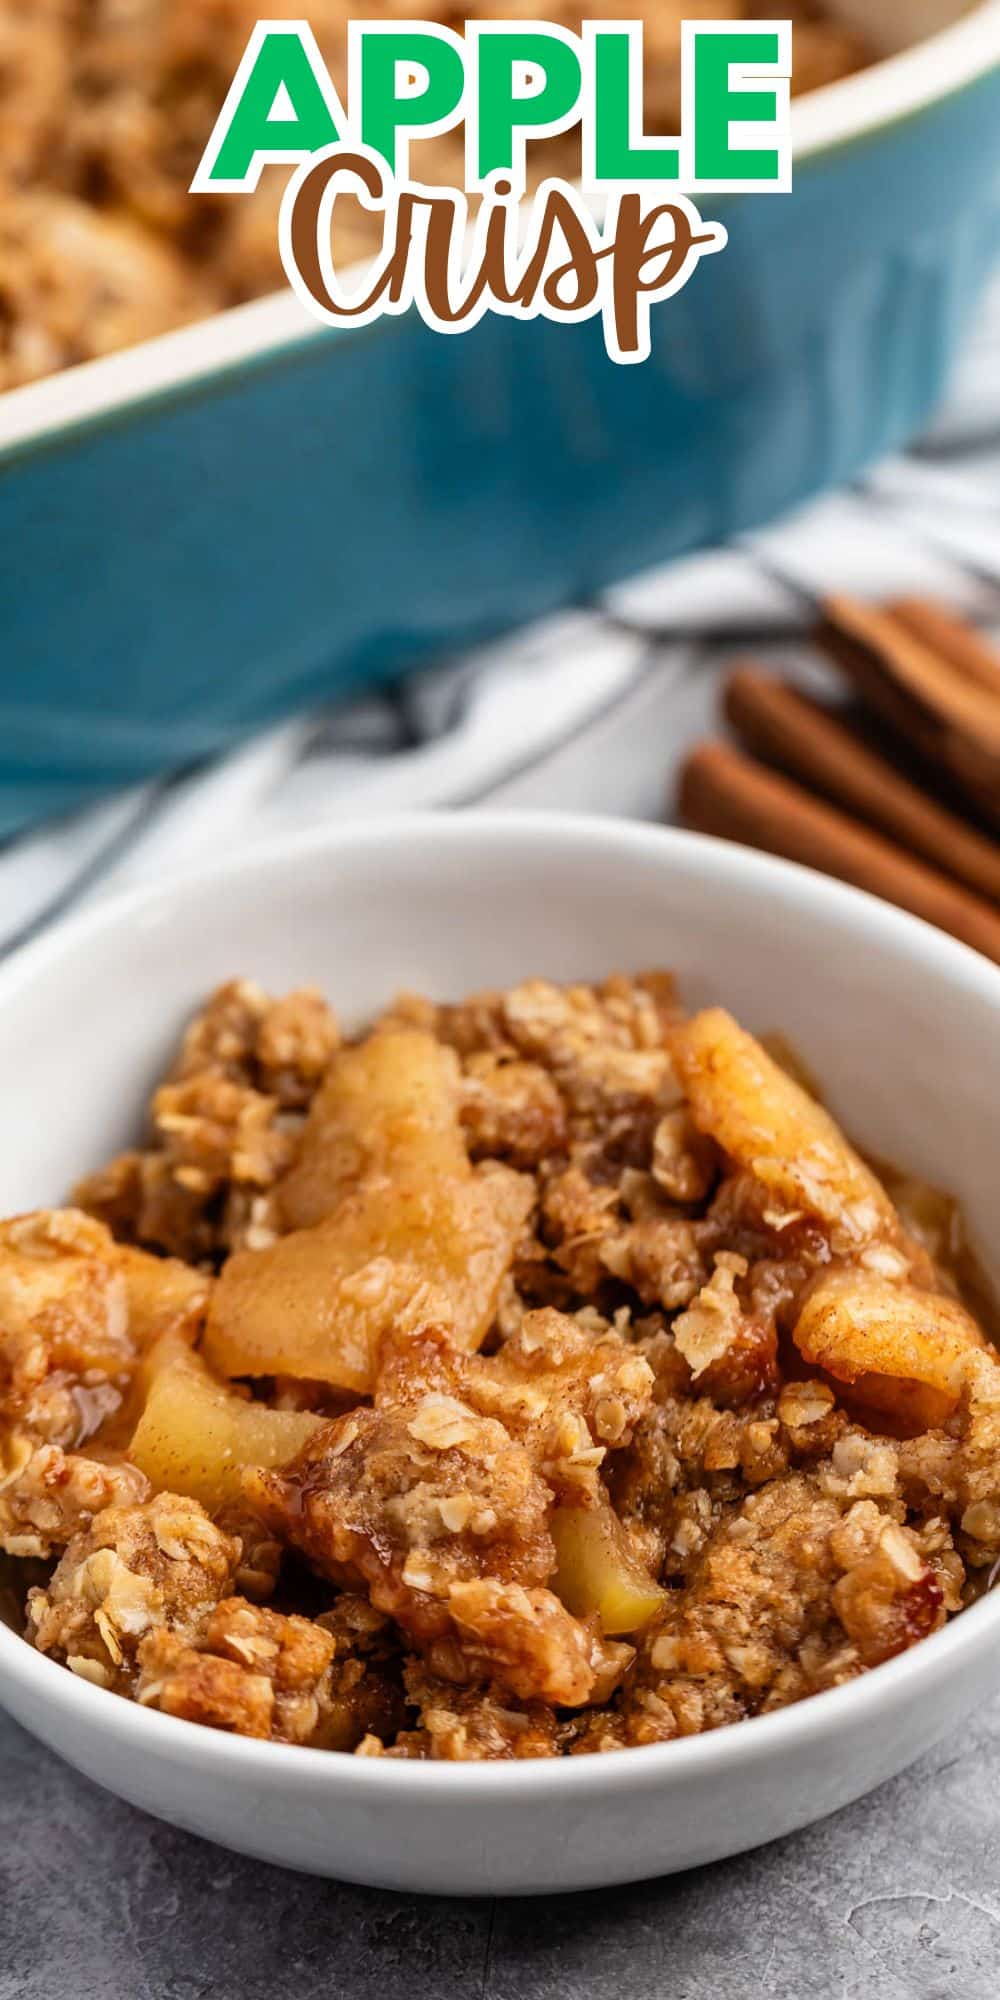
[[1, 812, 998, 1895]]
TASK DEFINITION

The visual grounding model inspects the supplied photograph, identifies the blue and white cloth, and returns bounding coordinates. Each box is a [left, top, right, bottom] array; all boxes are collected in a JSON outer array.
[[3, 277, 999, 962]]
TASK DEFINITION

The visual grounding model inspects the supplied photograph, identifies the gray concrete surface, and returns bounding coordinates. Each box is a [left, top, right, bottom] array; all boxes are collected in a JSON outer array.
[[3, 1700, 999, 2000]]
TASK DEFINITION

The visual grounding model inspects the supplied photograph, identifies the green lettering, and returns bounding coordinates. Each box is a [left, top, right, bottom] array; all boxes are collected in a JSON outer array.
[[360, 32, 465, 175], [694, 31, 781, 183], [206, 32, 340, 188], [475, 31, 581, 182], [592, 33, 679, 184]]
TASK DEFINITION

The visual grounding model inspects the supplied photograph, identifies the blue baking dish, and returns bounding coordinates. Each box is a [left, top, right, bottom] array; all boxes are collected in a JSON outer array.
[[1, 0, 999, 840]]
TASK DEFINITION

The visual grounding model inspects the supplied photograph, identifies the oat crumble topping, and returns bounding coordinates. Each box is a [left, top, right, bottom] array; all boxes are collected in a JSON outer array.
[[1, 968, 997, 1761]]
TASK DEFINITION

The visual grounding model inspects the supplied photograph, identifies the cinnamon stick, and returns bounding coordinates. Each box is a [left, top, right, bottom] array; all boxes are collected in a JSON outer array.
[[723, 667, 1000, 905], [889, 598, 1000, 700], [816, 596, 1000, 826], [678, 741, 1000, 966]]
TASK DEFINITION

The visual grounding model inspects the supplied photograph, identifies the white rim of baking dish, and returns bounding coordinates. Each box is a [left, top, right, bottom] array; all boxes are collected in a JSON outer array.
[[0, 1, 998, 461], [1, 809, 999, 1799]]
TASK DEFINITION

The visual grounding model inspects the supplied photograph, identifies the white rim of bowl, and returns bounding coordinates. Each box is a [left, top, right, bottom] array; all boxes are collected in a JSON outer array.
[[1, 809, 999, 1797], [1, 0, 999, 459]]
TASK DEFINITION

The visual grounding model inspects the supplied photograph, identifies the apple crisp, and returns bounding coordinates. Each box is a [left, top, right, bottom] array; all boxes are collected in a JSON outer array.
[[0, 3, 873, 390], [2, 969, 998, 1761]]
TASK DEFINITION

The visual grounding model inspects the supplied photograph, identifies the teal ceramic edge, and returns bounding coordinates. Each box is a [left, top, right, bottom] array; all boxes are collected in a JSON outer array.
[[1, 62, 999, 838]]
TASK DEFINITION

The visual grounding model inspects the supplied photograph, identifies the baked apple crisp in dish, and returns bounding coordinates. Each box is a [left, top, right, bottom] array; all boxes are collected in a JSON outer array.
[[0, 2, 874, 389], [4, 968, 998, 1764]]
